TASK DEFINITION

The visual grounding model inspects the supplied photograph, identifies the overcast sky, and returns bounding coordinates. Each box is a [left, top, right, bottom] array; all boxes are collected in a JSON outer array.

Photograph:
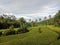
[[0, 0, 60, 20]]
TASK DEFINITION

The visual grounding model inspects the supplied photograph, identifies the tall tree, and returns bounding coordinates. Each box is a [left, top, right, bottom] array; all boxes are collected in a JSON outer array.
[[19, 17, 26, 29], [54, 10, 60, 26], [44, 16, 47, 25], [48, 15, 52, 25], [49, 15, 51, 19], [39, 18, 41, 22]]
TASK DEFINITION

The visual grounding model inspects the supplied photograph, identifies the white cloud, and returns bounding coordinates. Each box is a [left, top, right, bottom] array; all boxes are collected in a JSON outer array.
[[0, 0, 60, 20]]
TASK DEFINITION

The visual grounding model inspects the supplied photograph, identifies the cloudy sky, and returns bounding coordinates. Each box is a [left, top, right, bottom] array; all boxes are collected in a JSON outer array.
[[0, 0, 60, 20]]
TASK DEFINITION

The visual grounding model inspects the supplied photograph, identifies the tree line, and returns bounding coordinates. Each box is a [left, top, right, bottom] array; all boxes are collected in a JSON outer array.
[[0, 10, 60, 36], [40, 10, 60, 27]]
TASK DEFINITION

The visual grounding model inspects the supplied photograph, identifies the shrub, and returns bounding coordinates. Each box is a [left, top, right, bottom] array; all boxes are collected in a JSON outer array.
[[2, 29, 16, 36], [39, 28, 42, 33], [17, 23, 29, 34], [9, 25, 14, 31], [17, 28, 29, 34], [2, 25, 16, 36], [0, 31, 2, 36]]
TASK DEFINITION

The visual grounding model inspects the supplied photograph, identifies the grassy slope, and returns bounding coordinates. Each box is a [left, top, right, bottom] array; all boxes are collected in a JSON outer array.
[[0, 25, 60, 45]]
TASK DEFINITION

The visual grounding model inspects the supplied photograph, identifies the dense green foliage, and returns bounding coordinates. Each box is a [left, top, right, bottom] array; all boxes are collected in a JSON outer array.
[[54, 10, 60, 26], [0, 15, 20, 29]]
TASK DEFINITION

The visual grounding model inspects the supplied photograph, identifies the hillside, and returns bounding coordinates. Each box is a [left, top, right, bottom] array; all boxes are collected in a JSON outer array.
[[0, 25, 60, 45]]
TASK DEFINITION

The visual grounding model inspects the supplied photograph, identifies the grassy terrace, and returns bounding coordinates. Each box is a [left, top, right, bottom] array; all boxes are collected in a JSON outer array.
[[0, 25, 60, 45]]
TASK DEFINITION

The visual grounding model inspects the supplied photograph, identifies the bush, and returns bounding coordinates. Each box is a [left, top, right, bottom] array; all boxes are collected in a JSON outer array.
[[39, 28, 42, 33], [2, 25, 16, 36], [9, 25, 14, 31], [17, 23, 29, 34], [2, 30, 16, 36], [17, 28, 29, 34], [0, 31, 2, 36], [55, 24, 60, 27]]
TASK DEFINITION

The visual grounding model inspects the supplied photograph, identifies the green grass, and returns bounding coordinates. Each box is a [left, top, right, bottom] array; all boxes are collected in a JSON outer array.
[[0, 25, 60, 45], [0, 28, 19, 32], [47, 25, 60, 32]]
